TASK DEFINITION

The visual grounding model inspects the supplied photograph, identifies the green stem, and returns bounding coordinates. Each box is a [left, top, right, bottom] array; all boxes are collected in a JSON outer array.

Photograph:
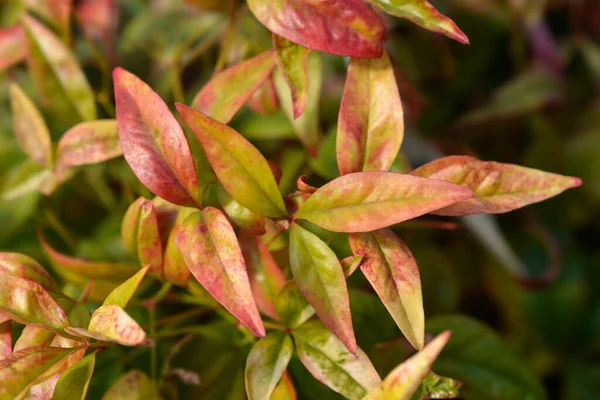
[[44, 209, 77, 250], [149, 306, 157, 381]]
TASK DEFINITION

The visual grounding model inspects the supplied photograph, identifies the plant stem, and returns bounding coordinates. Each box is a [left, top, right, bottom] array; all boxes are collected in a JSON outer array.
[[44, 209, 77, 250]]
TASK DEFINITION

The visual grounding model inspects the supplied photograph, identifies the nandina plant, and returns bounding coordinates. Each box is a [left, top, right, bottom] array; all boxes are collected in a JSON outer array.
[[0, 0, 584, 399]]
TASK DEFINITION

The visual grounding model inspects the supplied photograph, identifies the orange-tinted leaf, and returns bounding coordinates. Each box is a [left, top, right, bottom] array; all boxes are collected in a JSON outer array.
[[349, 229, 424, 349], [273, 34, 311, 119], [363, 331, 451, 400], [340, 255, 363, 278], [70, 304, 146, 346], [121, 197, 163, 274], [0, 345, 80, 400], [0, 320, 11, 360], [176, 208, 265, 337], [217, 184, 267, 235], [271, 371, 297, 400], [56, 120, 122, 167], [410, 156, 583, 216], [0, 252, 60, 292], [247, 74, 280, 116], [9, 83, 52, 168], [192, 50, 277, 124], [247, 0, 387, 58], [177, 104, 287, 218], [245, 331, 294, 400], [275, 281, 315, 328], [337, 50, 404, 175], [113, 67, 200, 207], [0, 24, 27, 71], [103, 266, 150, 308], [22, 14, 96, 123], [365, 0, 468, 44], [14, 326, 55, 352], [294, 172, 473, 232], [0, 275, 69, 334], [289, 223, 356, 353], [292, 320, 381, 399]]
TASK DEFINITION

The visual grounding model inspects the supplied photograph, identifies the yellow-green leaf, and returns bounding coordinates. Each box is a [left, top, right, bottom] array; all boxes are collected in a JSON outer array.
[[70, 305, 146, 346], [53, 353, 96, 400], [103, 266, 150, 308], [56, 120, 122, 168], [273, 34, 311, 119], [0, 252, 60, 292]]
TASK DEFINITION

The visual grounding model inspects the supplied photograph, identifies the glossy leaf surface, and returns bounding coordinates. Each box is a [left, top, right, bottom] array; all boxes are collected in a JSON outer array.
[[337, 50, 404, 175], [365, 0, 469, 44], [245, 331, 294, 400], [273, 34, 311, 118], [295, 172, 473, 232], [53, 353, 96, 400], [103, 266, 150, 308], [176, 208, 265, 337], [289, 223, 356, 353], [247, 0, 387, 58], [363, 331, 451, 400], [292, 320, 381, 399], [177, 104, 287, 218], [56, 120, 122, 167], [349, 229, 424, 349], [114, 67, 200, 207], [192, 50, 277, 123], [9, 83, 52, 167], [410, 156, 582, 215]]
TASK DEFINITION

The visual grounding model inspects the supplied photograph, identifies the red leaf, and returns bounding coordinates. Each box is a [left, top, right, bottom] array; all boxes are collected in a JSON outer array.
[[247, 0, 387, 58], [113, 67, 200, 207], [0, 24, 27, 71]]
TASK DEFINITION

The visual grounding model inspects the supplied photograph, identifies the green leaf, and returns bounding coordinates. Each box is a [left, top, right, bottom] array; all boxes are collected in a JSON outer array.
[[177, 208, 265, 337], [292, 320, 381, 400], [56, 120, 122, 168], [22, 14, 96, 124], [349, 229, 424, 349], [192, 50, 277, 124], [101, 370, 161, 400], [177, 104, 287, 218], [9, 83, 52, 167], [103, 266, 150, 308], [217, 183, 267, 235], [275, 281, 315, 328], [68, 305, 146, 346], [274, 51, 322, 156], [0, 24, 27, 71], [289, 223, 356, 353], [364, 0, 469, 44], [363, 331, 451, 400], [412, 372, 462, 400], [0, 275, 69, 334], [113, 67, 201, 207], [426, 315, 546, 400], [0, 345, 80, 400], [295, 172, 473, 232], [410, 156, 582, 216], [53, 353, 96, 400], [245, 331, 294, 400], [273, 34, 311, 119], [0, 252, 60, 292], [121, 197, 163, 274], [337, 50, 404, 175], [247, 0, 387, 57]]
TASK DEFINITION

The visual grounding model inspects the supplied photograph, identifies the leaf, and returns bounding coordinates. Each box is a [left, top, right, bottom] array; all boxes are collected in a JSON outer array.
[[274, 51, 322, 156], [292, 320, 381, 400], [53, 353, 96, 400], [0, 319, 11, 360], [101, 370, 161, 400], [14, 326, 55, 352], [25, 0, 71, 38], [103, 266, 150, 308], [426, 315, 546, 400], [271, 371, 297, 400], [294, 172, 473, 232], [412, 372, 462, 400], [273, 34, 311, 119], [245, 331, 294, 400], [289, 223, 356, 353], [336, 50, 404, 176], [113, 67, 200, 207], [191, 50, 277, 124], [362, 331, 451, 400], [410, 156, 582, 216], [176, 208, 265, 337], [275, 281, 315, 328], [0, 24, 27, 71], [163, 207, 196, 286], [177, 104, 287, 218], [22, 14, 96, 123], [69, 305, 146, 346], [0, 275, 69, 334], [74, 0, 119, 61], [217, 184, 267, 235], [0, 345, 79, 400], [247, 74, 280, 115], [340, 255, 363, 278], [121, 198, 163, 274], [0, 252, 60, 292], [9, 83, 52, 168], [364, 0, 469, 44], [349, 229, 424, 349], [247, 0, 387, 58], [56, 120, 122, 167]]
